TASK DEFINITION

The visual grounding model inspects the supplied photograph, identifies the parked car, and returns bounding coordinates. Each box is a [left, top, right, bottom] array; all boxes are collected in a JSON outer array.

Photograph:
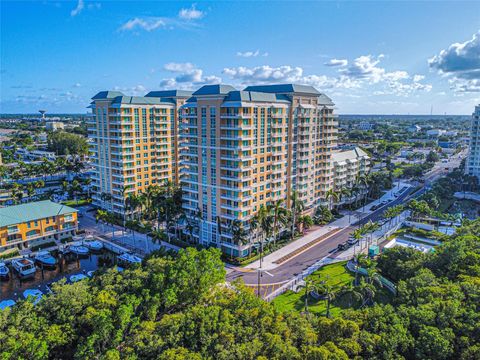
[[347, 237, 358, 246]]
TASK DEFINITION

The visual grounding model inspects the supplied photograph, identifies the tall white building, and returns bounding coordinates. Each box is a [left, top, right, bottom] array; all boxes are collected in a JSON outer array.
[[466, 105, 480, 180]]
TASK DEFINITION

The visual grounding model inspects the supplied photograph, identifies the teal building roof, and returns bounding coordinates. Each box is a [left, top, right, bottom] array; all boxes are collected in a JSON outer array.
[[0, 201, 77, 228]]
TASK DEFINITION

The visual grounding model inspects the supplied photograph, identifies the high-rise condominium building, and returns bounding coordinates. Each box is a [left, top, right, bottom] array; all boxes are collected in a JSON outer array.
[[179, 84, 337, 257], [89, 84, 337, 257], [88, 90, 191, 213], [466, 105, 480, 180]]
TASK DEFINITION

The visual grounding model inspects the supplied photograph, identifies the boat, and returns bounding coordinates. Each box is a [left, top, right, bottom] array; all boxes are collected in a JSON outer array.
[[118, 253, 142, 266], [0, 262, 10, 279], [23, 289, 43, 305], [34, 250, 57, 268], [83, 239, 104, 252], [11, 258, 36, 278], [0, 299, 16, 310], [69, 273, 88, 283], [68, 242, 90, 256]]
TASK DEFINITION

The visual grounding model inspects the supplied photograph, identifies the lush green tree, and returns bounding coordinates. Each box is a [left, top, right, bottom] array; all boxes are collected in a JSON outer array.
[[47, 131, 88, 156]]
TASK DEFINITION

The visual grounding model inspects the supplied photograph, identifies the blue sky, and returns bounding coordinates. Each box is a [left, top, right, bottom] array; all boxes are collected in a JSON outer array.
[[1, 1, 479, 114]]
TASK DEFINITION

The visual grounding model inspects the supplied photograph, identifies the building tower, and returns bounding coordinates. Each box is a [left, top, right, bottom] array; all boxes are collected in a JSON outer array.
[[87, 91, 190, 214], [466, 105, 480, 180], [178, 84, 337, 257]]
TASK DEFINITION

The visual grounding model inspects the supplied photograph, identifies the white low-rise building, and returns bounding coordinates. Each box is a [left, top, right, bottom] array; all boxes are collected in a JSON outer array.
[[45, 121, 64, 131], [407, 125, 421, 133], [426, 129, 446, 137], [332, 147, 370, 192]]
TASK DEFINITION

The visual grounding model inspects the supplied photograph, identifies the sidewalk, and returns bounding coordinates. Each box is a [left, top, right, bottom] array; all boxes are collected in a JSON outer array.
[[245, 181, 412, 271], [356, 180, 411, 215], [335, 211, 409, 260], [245, 225, 339, 270]]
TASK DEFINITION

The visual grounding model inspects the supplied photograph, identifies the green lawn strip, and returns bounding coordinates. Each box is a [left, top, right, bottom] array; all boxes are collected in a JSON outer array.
[[273, 261, 353, 316], [61, 199, 90, 207], [273, 260, 394, 316]]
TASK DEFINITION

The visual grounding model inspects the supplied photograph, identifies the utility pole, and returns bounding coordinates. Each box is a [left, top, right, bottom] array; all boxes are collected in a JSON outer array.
[[257, 240, 263, 297]]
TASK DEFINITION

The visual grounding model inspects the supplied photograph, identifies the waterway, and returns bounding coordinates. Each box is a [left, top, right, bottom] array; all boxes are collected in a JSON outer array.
[[0, 250, 120, 301]]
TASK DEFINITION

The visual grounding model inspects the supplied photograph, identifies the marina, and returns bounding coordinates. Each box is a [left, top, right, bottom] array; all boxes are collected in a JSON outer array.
[[0, 240, 141, 302]]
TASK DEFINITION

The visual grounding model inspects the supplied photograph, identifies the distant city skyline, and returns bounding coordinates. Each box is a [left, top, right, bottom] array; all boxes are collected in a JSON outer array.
[[1, 1, 479, 114]]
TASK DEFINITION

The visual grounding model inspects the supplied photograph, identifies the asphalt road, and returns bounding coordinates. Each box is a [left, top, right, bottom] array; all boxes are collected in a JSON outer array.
[[226, 186, 415, 290]]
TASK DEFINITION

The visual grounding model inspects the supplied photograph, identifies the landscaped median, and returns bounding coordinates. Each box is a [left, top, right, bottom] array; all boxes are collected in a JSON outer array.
[[272, 260, 393, 317]]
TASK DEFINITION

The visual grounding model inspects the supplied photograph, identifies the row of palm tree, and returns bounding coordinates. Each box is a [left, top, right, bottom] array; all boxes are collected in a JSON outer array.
[[9, 180, 45, 204], [325, 173, 371, 211], [122, 182, 184, 239], [222, 191, 317, 259], [1, 156, 85, 182]]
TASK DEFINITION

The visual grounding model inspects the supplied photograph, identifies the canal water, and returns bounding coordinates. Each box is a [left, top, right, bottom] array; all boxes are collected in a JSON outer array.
[[0, 250, 120, 301]]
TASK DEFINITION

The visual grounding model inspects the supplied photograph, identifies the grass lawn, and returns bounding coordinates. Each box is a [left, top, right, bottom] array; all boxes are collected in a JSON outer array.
[[62, 199, 91, 207], [273, 261, 353, 317], [273, 260, 393, 317]]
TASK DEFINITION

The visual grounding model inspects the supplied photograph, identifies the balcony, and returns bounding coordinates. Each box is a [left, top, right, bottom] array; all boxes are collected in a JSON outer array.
[[7, 227, 19, 235]]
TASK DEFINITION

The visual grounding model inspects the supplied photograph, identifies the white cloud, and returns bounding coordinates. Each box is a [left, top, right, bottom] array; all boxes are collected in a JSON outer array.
[[324, 59, 348, 67], [223, 65, 303, 83], [120, 17, 166, 32], [73, 83, 81, 88], [120, 4, 205, 32], [160, 63, 221, 88], [113, 85, 148, 95], [413, 74, 425, 82], [429, 31, 480, 92], [178, 4, 204, 20], [236, 50, 268, 58], [223, 56, 432, 96], [70, 0, 100, 17], [70, 0, 84, 16]]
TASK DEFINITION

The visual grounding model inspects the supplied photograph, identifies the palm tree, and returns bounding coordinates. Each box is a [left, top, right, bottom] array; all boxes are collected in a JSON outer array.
[[352, 251, 366, 285], [298, 215, 314, 234], [11, 183, 23, 204], [325, 188, 340, 210], [298, 278, 318, 313], [34, 180, 45, 190], [69, 180, 82, 204], [358, 279, 377, 307], [364, 221, 380, 246], [100, 192, 113, 213], [357, 174, 369, 211], [83, 178, 92, 199], [230, 219, 248, 260], [256, 205, 270, 243], [271, 199, 288, 246], [26, 183, 36, 199], [340, 187, 352, 206], [61, 181, 69, 194], [365, 264, 383, 288], [248, 215, 259, 257], [126, 193, 141, 221], [339, 281, 362, 308], [95, 209, 108, 233], [150, 228, 167, 244], [318, 281, 337, 318], [289, 190, 304, 241]]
